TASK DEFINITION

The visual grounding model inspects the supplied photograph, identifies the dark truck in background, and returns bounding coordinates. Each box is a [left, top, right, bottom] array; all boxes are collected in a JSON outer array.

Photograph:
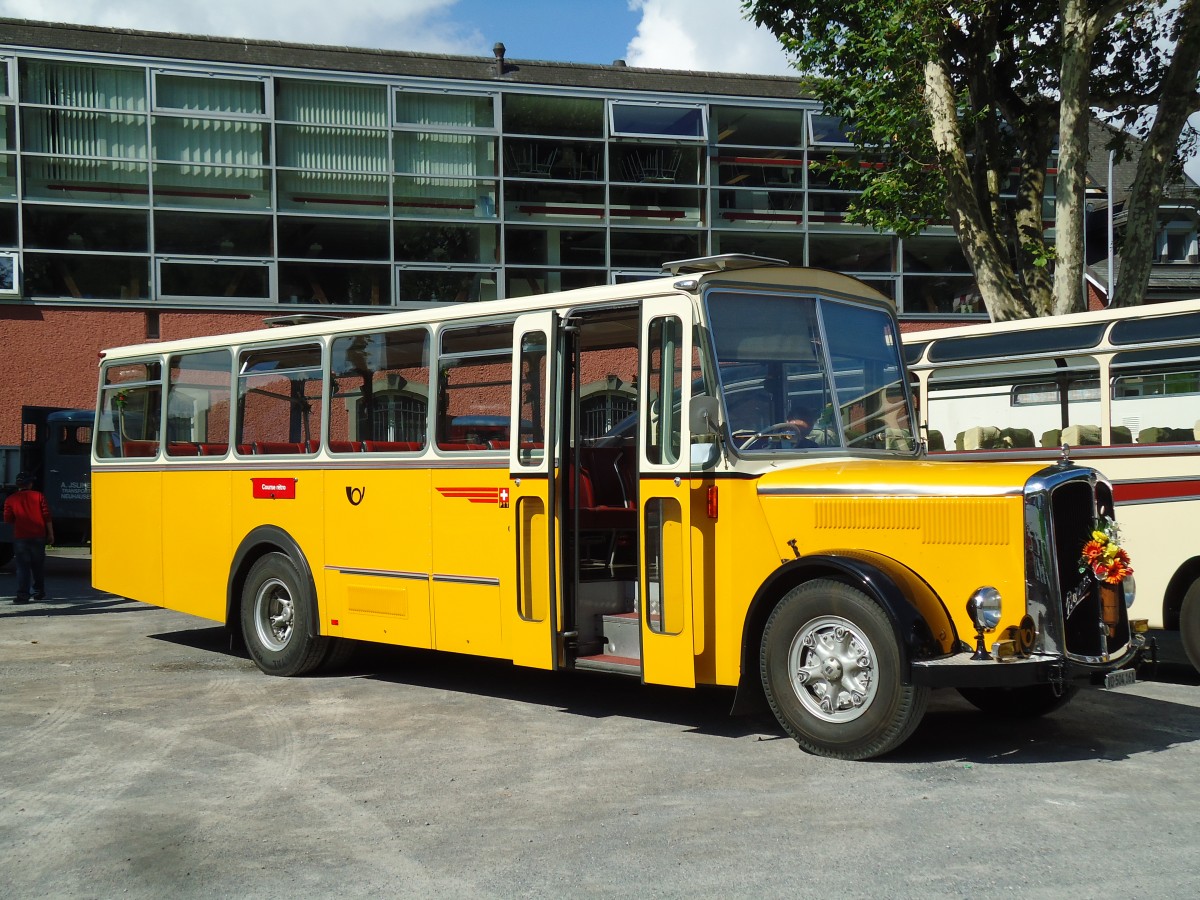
[[0, 406, 92, 567]]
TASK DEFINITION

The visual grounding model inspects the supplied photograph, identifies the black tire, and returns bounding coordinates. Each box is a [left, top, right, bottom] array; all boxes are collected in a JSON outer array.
[[317, 637, 359, 673], [957, 683, 1077, 718], [240, 552, 329, 677], [0, 542, 12, 569], [1179, 578, 1200, 674], [760, 578, 929, 760]]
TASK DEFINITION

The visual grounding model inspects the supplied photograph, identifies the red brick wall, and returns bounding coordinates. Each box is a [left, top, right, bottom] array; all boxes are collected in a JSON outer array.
[[0, 306, 273, 444], [898, 318, 972, 335]]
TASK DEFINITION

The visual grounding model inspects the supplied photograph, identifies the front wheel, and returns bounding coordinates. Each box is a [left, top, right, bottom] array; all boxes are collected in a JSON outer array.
[[1179, 579, 1200, 673], [760, 579, 929, 760], [241, 552, 329, 676]]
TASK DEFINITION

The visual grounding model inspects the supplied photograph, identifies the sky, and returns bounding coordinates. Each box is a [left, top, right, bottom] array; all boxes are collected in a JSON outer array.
[[0, 0, 798, 74], [1, 0, 1197, 181]]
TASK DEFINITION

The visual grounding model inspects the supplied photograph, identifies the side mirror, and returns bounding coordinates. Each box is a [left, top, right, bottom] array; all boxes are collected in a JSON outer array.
[[689, 394, 720, 437]]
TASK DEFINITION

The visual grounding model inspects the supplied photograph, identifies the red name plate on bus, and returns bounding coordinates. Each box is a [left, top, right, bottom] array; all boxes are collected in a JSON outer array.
[[252, 478, 297, 499]]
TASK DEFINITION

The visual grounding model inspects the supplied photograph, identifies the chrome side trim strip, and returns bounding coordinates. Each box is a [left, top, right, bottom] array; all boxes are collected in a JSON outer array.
[[432, 574, 502, 586], [757, 483, 1022, 498], [93, 459, 511, 473], [326, 566, 427, 581]]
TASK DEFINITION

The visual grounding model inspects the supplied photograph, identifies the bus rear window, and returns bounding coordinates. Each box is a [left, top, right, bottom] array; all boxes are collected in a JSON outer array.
[[96, 361, 162, 459]]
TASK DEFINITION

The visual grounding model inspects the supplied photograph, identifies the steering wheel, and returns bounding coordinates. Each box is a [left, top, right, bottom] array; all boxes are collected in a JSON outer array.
[[738, 423, 806, 451]]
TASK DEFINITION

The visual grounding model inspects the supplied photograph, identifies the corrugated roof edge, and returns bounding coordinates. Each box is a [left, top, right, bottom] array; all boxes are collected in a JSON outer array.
[[0, 17, 813, 99]]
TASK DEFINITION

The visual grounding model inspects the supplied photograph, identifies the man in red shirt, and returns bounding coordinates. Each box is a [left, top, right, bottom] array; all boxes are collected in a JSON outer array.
[[3, 472, 55, 604]]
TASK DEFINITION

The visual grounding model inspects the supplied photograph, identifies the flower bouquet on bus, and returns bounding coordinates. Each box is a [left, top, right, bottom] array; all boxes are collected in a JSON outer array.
[[1078, 517, 1134, 637]]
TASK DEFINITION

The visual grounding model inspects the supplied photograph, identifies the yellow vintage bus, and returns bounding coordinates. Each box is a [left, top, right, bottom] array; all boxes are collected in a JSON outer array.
[[91, 255, 1142, 759]]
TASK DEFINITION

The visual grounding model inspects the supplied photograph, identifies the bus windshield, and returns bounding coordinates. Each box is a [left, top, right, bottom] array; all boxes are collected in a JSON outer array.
[[705, 289, 915, 453]]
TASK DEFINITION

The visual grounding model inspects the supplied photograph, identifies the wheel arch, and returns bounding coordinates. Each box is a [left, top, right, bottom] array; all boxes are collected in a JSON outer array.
[[730, 552, 956, 714], [227, 525, 320, 639], [1162, 555, 1200, 630]]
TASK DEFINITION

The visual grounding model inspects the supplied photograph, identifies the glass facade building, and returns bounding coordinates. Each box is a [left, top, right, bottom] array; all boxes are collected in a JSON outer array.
[[0, 20, 984, 318]]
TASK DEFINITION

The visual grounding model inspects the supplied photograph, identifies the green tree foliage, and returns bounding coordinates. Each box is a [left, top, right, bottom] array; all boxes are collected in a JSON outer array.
[[745, 0, 1200, 320]]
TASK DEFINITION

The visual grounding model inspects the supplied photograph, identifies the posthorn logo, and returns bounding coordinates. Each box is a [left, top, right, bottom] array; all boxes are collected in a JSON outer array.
[[346, 486, 366, 506]]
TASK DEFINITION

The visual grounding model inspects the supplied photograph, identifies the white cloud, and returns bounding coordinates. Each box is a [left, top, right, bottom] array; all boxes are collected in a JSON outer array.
[[0, 0, 487, 54], [624, 0, 794, 75]]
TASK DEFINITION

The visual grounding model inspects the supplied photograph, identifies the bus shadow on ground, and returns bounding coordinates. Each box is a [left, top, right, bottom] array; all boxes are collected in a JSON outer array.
[[362, 644, 770, 740], [149, 626, 1200, 761], [1, 594, 154, 618], [149, 627, 774, 740], [893, 685, 1200, 765]]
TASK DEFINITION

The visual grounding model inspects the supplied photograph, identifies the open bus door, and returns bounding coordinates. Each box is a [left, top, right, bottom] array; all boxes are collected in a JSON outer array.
[[506, 311, 560, 670], [639, 297, 696, 688]]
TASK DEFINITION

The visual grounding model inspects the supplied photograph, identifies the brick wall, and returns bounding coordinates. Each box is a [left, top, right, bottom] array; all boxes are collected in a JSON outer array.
[[0, 307, 271, 444]]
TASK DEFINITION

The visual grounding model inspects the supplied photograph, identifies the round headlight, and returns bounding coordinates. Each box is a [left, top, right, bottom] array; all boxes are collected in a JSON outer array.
[[967, 586, 1003, 633], [1122, 575, 1136, 609]]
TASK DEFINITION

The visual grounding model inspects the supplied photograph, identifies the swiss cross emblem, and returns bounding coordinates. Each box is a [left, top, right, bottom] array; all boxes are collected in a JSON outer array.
[[498, 488, 510, 508]]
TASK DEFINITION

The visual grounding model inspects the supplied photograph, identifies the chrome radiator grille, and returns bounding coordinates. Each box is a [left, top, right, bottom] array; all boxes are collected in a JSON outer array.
[[1024, 465, 1131, 663]]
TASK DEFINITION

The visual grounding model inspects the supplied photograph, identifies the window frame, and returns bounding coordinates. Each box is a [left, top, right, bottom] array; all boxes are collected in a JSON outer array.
[[235, 341, 326, 455], [608, 101, 707, 141], [391, 87, 499, 133], [151, 70, 270, 120]]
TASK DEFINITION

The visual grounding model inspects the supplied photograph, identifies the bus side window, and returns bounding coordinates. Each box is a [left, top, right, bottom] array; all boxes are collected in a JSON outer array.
[[645, 315, 683, 465], [237, 344, 323, 452], [167, 349, 232, 457], [1113, 362, 1200, 445], [330, 328, 430, 451], [436, 322, 514, 452], [96, 361, 163, 460]]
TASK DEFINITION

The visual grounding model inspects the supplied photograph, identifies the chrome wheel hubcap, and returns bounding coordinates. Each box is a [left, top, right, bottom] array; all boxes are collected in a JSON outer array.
[[254, 577, 294, 652], [788, 615, 878, 722]]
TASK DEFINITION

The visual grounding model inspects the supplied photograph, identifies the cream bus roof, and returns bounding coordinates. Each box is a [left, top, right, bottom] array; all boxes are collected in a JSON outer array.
[[99, 262, 894, 363], [904, 296, 1200, 370]]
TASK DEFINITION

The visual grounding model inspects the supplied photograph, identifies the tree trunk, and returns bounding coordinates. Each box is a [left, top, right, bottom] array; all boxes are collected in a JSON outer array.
[[1052, 0, 1095, 316], [1013, 128, 1057, 317], [924, 57, 1031, 321], [1111, 0, 1200, 308]]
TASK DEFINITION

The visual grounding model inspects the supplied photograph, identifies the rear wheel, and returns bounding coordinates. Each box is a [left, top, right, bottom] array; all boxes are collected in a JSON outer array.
[[1179, 579, 1200, 673], [957, 683, 1077, 718], [760, 579, 929, 760], [318, 637, 359, 673], [241, 552, 329, 676]]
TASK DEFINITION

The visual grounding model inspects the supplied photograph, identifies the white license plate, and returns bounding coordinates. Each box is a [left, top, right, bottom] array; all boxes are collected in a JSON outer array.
[[1104, 668, 1137, 689]]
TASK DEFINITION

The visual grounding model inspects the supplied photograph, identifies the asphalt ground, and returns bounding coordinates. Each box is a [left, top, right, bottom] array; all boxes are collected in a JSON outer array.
[[2, 554, 1199, 899]]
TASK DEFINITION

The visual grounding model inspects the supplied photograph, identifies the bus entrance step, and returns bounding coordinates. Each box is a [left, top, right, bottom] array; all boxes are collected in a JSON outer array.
[[575, 654, 640, 676], [601, 612, 641, 660]]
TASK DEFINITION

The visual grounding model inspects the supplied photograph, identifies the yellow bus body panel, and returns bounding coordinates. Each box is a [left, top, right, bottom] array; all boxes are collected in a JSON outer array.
[[162, 470, 231, 621], [92, 469, 165, 608], [229, 466, 326, 622], [429, 468, 512, 659], [322, 467, 433, 648], [702, 478, 790, 687], [754, 458, 1036, 643]]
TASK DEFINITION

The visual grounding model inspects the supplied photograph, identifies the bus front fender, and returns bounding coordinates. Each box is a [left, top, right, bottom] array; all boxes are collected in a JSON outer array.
[[731, 552, 958, 715]]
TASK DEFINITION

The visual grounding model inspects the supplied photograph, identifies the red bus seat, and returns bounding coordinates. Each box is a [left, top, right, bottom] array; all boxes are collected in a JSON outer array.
[[253, 441, 309, 455], [362, 440, 422, 452], [166, 441, 201, 456], [122, 439, 159, 458]]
